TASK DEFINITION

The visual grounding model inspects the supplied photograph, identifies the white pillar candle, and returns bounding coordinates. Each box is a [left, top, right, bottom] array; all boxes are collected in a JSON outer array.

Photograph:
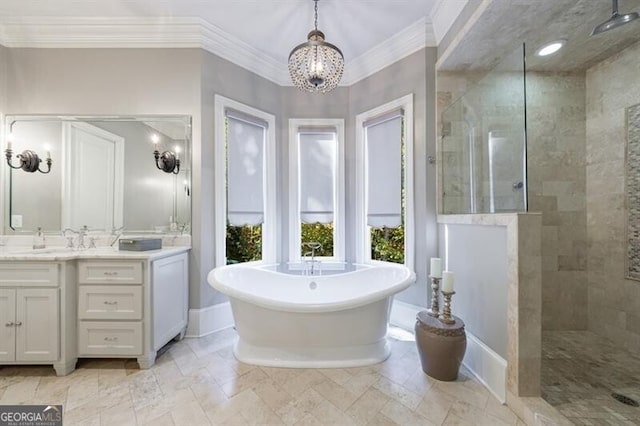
[[430, 257, 442, 278], [6, 140, 12, 151], [442, 271, 454, 293]]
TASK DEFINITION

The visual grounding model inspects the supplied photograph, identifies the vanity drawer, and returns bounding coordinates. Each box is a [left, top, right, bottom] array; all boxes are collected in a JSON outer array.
[[0, 262, 59, 287], [78, 261, 143, 285], [78, 285, 142, 320], [78, 321, 142, 356]]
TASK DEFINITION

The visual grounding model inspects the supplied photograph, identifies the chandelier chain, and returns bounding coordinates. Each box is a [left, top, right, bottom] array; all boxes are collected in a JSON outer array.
[[314, 0, 319, 31]]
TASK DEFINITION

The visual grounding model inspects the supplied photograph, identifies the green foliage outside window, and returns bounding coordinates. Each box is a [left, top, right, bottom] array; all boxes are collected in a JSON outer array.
[[301, 223, 333, 257], [224, 115, 407, 265], [371, 225, 405, 263], [371, 116, 405, 264], [226, 225, 262, 264]]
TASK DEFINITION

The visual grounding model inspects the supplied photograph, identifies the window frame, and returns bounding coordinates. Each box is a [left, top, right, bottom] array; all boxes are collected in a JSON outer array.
[[355, 94, 414, 268], [214, 95, 276, 266], [288, 118, 345, 263]]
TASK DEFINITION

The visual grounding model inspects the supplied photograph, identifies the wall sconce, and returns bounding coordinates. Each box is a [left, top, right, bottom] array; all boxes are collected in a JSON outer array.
[[151, 134, 180, 175], [4, 137, 52, 174]]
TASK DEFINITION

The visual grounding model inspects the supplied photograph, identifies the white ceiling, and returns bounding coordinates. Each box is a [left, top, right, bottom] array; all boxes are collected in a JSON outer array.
[[0, 0, 468, 85]]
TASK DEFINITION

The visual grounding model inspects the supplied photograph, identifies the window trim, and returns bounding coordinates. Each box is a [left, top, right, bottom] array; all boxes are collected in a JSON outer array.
[[214, 95, 276, 266], [355, 94, 414, 268], [288, 118, 345, 263]]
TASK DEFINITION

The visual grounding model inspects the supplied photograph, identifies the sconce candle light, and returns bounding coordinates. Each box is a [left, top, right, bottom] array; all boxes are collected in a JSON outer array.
[[151, 134, 180, 174], [5, 135, 52, 174]]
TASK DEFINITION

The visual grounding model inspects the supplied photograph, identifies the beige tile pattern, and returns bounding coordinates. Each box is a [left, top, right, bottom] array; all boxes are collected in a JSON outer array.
[[542, 330, 640, 425], [526, 72, 588, 332], [586, 39, 640, 353], [0, 327, 523, 426], [438, 69, 589, 334]]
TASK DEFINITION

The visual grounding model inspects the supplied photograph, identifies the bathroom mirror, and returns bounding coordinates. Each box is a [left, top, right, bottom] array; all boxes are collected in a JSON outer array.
[[3, 115, 191, 234]]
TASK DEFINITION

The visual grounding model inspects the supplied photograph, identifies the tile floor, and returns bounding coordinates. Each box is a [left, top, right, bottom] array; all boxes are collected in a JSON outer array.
[[542, 330, 640, 425], [0, 327, 523, 425]]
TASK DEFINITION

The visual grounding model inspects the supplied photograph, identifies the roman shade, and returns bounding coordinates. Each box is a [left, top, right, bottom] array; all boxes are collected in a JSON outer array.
[[298, 128, 336, 224], [226, 109, 267, 226], [364, 109, 403, 228]]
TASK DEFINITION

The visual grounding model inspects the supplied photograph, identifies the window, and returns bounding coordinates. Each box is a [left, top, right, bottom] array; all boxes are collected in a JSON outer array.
[[214, 95, 276, 266], [356, 95, 414, 267], [288, 119, 345, 262]]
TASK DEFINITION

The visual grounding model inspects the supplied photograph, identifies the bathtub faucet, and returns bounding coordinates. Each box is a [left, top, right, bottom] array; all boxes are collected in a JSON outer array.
[[303, 241, 323, 276]]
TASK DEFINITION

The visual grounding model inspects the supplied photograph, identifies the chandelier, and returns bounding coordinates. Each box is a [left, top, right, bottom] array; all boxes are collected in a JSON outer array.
[[288, 0, 344, 93]]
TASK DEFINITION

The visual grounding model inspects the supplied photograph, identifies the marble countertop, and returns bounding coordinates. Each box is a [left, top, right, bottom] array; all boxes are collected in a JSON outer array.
[[0, 245, 191, 261]]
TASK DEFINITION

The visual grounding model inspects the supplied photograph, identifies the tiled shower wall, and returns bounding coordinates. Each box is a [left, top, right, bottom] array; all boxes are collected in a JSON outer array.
[[586, 40, 640, 352], [438, 70, 588, 330], [437, 71, 483, 214], [526, 72, 588, 330], [438, 71, 527, 214]]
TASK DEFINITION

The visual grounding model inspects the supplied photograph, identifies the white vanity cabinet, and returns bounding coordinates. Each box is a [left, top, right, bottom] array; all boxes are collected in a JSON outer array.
[[0, 247, 189, 375], [77, 251, 188, 368], [0, 262, 77, 376]]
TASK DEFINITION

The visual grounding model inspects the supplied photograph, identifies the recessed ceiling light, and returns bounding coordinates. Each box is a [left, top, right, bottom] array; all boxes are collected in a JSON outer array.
[[536, 40, 566, 57]]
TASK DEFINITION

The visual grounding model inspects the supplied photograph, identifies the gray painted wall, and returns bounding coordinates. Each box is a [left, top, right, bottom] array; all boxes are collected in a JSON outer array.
[[3, 47, 205, 308], [0, 45, 7, 233], [439, 223, 508, 358], [349, 48, 438, 306], [0, 45, 6, 113], [2, 46, 438, 311], [198, 50, 282, 306]]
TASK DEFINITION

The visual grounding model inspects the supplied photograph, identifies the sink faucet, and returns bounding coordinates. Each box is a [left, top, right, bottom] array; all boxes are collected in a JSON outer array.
[[32, 227, 46, 250], [77, 225, 89, 250], [302, 241, 323, 276], [62, 228, 77, 249], [109, 225, 125, 247]]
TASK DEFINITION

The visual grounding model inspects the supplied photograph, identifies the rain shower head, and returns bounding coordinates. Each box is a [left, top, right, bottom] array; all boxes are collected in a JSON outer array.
[[591, 0, 639, 35]]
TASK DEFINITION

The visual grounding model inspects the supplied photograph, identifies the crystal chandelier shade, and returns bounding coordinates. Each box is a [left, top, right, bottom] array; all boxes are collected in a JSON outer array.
[[288, 0, 344, 94]]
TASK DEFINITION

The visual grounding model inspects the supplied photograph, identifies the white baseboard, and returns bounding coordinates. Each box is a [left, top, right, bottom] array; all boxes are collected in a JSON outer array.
[[463, 332, 507, 403], [389, 300, 506, 403], [389, 299, 423, 330], [185, 302, 234, 338]]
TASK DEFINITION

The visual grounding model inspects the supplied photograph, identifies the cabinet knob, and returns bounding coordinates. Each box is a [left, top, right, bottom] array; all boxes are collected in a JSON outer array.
[[103, 271, 119, 276], [15, 321, 22, 326], [103, 301, 118, 305], [104, 336, 118, 342], [5, 321, 14, 327]]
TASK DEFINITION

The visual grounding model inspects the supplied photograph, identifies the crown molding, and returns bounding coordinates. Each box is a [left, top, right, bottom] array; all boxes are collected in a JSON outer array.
[[0, 17, 202, 47], [197, 19, 288, 86], [341, 17, 434, 86], [430, 0, 469, 44], [0, 15, 437, 88], [0, 16, 289, 85]]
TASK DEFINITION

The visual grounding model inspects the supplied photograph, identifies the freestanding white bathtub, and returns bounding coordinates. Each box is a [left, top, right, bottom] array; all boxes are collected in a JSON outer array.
[[207, 262, 415, 368]]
